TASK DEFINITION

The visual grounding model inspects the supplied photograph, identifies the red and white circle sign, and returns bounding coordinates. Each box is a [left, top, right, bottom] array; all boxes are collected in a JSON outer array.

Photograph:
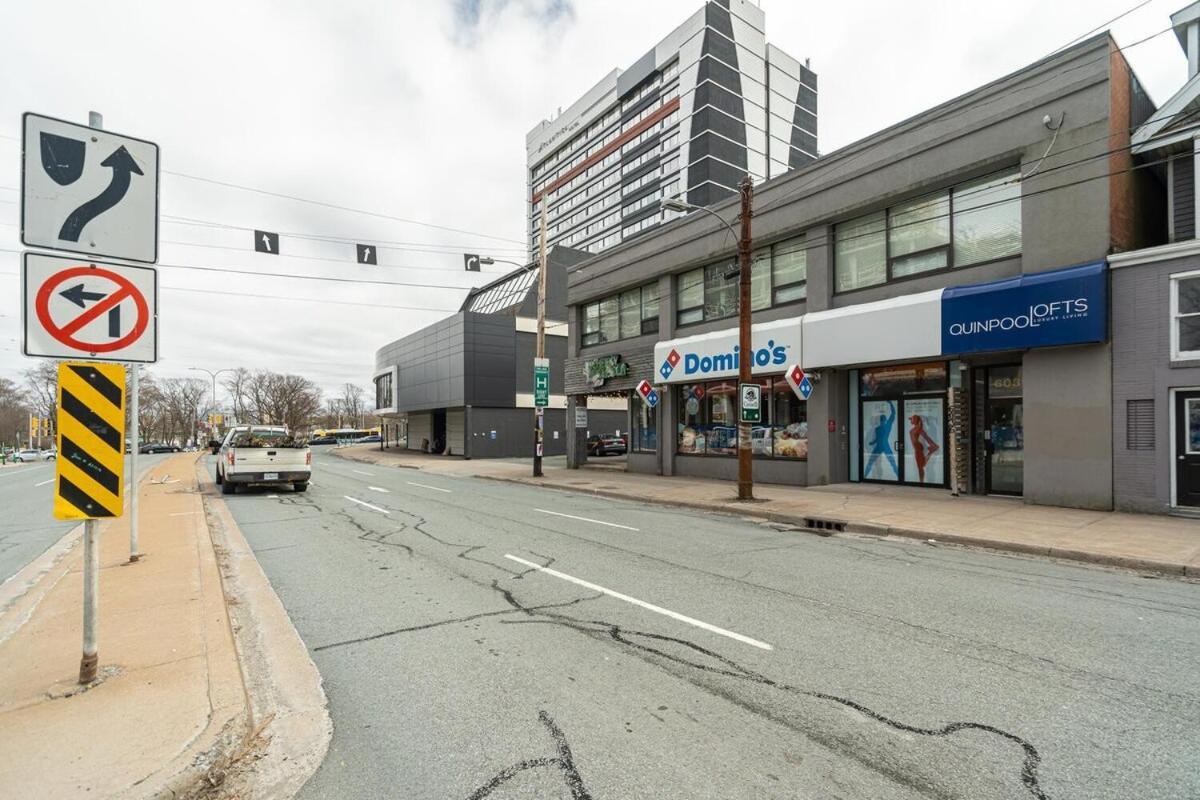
[[23, 252, 158, 363]]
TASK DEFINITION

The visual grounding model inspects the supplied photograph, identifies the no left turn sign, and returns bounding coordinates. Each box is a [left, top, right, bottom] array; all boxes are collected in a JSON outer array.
[[22, 252, 158, 363]]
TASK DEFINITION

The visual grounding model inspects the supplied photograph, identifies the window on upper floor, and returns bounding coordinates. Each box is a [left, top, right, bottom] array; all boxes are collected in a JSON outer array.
[[834, 170, 1021, 293], [1173, 270, 1200, 360], [581, 282, 660, 346], [677, 235, 807, 326]]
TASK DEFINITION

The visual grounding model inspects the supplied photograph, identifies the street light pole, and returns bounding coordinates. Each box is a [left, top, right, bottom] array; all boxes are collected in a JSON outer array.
[[189, 367, 234, 439], [664, 178, 756, 500]]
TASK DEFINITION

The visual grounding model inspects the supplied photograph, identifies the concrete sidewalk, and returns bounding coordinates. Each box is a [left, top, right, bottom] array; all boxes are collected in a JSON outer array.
[[0, 452, 247, 798], [335, 445, 1200, 577]]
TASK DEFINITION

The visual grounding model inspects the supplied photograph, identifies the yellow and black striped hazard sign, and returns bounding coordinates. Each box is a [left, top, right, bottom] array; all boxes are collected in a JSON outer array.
[[54, 361, 126, 520]]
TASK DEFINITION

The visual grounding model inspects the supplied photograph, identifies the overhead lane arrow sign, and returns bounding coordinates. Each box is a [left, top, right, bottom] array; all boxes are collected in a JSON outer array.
[[59, 284, 107, 308], [255, 230, 279, 254], [57, 146, 143, 243]]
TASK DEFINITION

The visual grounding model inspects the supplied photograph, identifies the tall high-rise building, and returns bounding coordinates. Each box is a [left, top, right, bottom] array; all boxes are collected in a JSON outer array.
[[525, 0, 817, 257]]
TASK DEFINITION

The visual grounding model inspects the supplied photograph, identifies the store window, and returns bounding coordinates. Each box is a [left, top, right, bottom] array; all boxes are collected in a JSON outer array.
[[676, 378, 807, 458], [582, 282, 659, 346], [676, 235, 807, 326], [835, 169, 1021, 292], [1172, 271, 1200, 360], [631, 399, 657, 452]]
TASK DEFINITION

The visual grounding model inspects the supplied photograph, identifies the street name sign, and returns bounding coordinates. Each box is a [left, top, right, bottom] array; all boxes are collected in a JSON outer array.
[[534, 357, 550, 407], [54, 361, 126, 520], [740, 383, 761, 423], [22, 112, 159, 264], [23, 252, 158, 363]]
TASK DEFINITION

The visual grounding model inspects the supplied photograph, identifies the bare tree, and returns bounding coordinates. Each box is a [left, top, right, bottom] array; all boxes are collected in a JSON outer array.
[[22, 361, 59, 420], [0, 377, 31, 449], [221, 367, 252, 425], [340, 383, 366, 428], [159, 377, 210, 446], [223, 369, 322, 434]]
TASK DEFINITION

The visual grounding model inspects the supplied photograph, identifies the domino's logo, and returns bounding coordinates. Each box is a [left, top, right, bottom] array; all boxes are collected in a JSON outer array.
[[659, 348, 681, 380]]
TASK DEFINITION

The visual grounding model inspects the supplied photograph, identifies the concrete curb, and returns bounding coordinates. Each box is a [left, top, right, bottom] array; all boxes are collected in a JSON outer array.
[[486, 474, 1195, 578], [329, 448, 1197, 578], [197, 457, 333, 799]]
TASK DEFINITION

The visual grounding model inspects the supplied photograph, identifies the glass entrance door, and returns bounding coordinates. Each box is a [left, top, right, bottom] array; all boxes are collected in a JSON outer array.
[[904, 397, 945, 485], [858, 363, 949, 486], [984, 366, 1024, 495], [862, 399, 900, 481]]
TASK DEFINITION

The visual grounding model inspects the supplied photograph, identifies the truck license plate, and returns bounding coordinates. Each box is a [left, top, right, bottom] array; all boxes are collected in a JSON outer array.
[[263, 472, 279, 481]]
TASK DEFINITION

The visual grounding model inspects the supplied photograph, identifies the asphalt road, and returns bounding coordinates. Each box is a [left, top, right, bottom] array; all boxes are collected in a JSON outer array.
[[0, 452, 172, 584], [215, 450, 1200, 800]]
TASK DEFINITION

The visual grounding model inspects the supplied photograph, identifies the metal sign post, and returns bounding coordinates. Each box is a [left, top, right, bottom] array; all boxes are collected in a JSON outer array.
[[54, 360, 127, 683]]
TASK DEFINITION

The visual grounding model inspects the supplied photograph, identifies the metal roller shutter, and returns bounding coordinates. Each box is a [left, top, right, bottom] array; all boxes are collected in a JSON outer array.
[[407, 413, 431, 452]]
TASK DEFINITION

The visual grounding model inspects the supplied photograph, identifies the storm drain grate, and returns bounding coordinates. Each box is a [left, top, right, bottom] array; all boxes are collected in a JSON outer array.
[[803, 517, 846, 534]]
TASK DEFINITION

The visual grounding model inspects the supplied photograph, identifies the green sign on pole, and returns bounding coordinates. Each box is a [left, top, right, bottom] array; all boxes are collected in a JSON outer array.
[[739, 383, 761, 423], [534, 357, 550, 407]]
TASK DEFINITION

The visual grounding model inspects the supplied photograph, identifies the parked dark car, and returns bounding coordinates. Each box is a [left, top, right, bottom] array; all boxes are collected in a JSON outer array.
[[139, 442, 181, 454], [587, 434, 626, 456], [208, 439, 222, 455], [307, 436, 337, 445]]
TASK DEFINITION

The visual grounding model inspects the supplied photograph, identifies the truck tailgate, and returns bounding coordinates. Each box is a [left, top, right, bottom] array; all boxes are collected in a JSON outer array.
[[234, 448, 309, 470]]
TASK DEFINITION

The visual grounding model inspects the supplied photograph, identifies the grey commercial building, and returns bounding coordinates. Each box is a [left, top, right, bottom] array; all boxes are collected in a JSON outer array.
[[563, 32, 1158, 511], [372, 246, 624, 459], [1110, 1, 1200, 514]]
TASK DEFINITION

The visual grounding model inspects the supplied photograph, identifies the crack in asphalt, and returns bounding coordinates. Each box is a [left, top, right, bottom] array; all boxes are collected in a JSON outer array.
[[495, 591, 1050, 800], [466, 710, 593, 800], [256, 472, 1053, 797], [312, 582, 602, 652]]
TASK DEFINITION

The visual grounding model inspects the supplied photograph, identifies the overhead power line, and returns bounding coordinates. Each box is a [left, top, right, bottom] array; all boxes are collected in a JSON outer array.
[[161, 169, 526, 246]]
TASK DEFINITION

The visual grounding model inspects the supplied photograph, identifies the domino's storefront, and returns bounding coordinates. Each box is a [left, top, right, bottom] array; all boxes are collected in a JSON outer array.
[[647, 262, 1110, 503]]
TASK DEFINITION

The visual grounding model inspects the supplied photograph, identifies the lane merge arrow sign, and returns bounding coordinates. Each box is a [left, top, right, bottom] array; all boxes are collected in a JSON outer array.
[[255, 230, 279, 254], [22, 112, 159, 264], [23, 252, 158, 363]]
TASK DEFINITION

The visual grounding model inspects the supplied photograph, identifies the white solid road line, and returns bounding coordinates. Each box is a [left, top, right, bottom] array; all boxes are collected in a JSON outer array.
[[503, 554, 773, 651], [367, 486, 390, 493], [534, 508, 638, 531], [344, 495, 390, 515], [406, 481, 451, 493], [352, 469, 375, 477], [34, 478, 54, 487], [169, 510, 202, 516]]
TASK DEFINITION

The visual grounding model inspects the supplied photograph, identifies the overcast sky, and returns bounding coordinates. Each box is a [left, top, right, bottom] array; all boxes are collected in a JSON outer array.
[[0, 0, 1188, 401]]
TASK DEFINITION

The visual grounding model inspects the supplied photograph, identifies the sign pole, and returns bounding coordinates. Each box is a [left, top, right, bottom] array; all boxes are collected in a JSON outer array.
[[129, 363, 141, 561], [79, 518, 99, 683], [81, 110, 106, 682], [83, 108, 145, 565]]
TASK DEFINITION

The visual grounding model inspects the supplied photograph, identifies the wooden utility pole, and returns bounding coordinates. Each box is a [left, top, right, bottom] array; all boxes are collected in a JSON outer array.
[[736, 175, 754, 501], [533, 200, 548, 478]]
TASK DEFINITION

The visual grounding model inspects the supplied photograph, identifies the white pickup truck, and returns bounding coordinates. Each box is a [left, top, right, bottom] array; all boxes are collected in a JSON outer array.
[[215, 425, 311, 494]]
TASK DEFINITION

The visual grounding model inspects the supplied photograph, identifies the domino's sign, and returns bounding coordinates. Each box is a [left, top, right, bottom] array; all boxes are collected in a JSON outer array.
[[654, 318, 801, 384]]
